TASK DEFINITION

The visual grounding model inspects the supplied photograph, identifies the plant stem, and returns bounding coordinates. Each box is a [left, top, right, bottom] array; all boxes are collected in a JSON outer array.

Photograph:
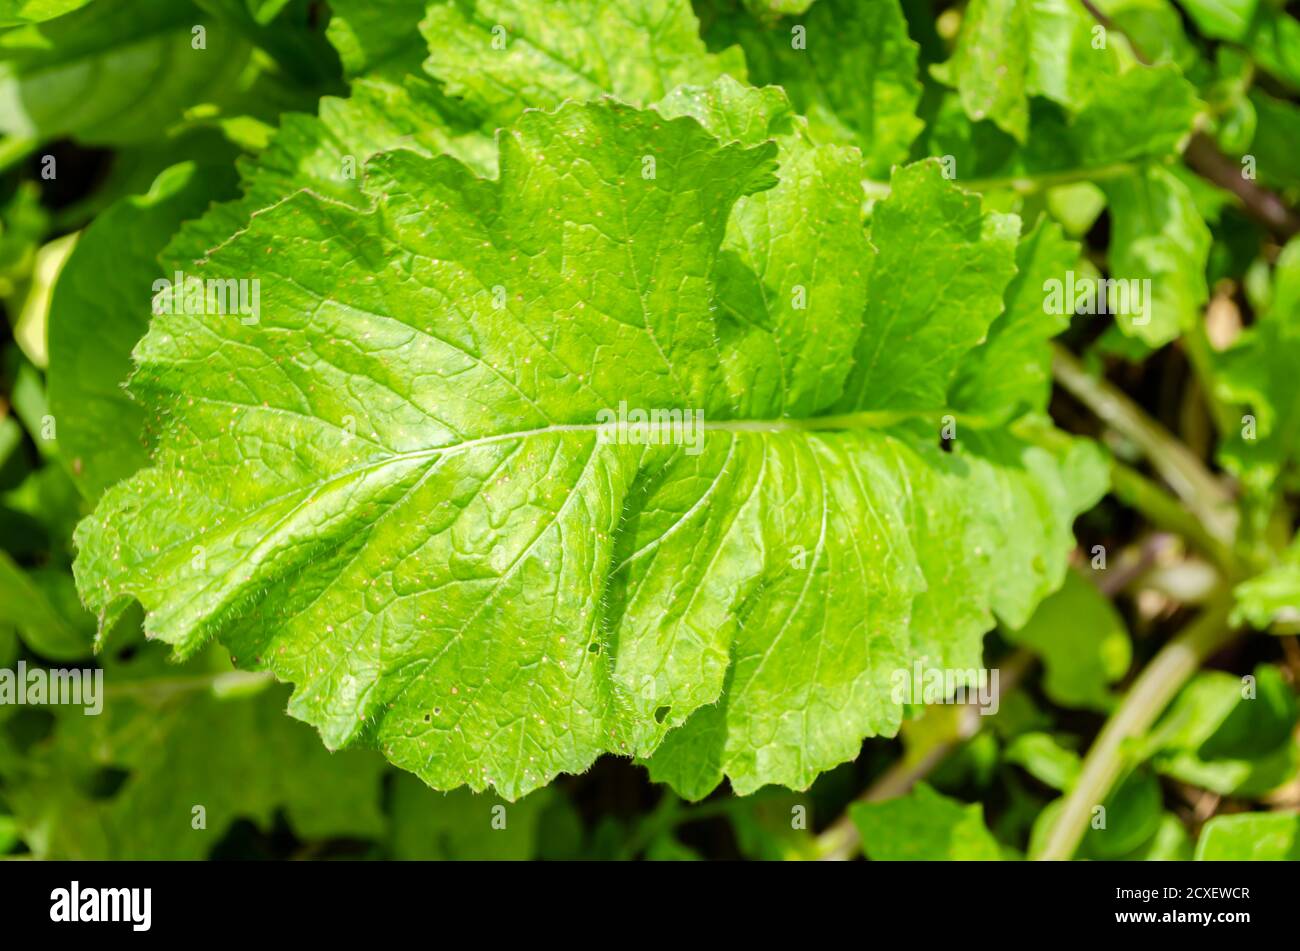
[[1184, 132, 1300, 240], [862, 161, 1136, 202], [618, 792, 750, 860], [1031, 595, 1237, 860], [1108, 461, 1238, 576], [1052, 345, 1236, 543], [1181, 320, 1236, 439], [104, 669, 274, 700]]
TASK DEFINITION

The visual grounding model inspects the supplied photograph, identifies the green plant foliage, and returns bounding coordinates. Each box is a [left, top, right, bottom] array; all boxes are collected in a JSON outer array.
[[1003, 570, 1131, 712], [1194, 811, 1300, 860], [0, 0, 1296, 864], [852, 783, 1002, 860]]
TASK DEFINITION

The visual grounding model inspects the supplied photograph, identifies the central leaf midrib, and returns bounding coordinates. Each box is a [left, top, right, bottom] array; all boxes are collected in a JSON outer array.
[[148, 406, 943, 607]]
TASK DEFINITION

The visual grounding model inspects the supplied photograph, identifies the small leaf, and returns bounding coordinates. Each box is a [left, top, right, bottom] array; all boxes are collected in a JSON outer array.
[[851, 783, 1002, 860], [1194, 811, 1300, 860], [1002, 570, 1131, 711]]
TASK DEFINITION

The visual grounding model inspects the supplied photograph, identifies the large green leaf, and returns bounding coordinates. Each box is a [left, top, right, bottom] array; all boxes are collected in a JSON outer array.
[[74, 94, 1102, 800]]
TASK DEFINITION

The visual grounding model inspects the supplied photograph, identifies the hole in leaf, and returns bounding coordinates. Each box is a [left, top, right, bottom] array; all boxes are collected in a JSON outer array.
[[654, 705, 671, 723]]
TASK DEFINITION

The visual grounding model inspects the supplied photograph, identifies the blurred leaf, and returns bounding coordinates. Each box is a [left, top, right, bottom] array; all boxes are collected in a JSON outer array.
[[852, 783, 1002, 860], [191, 0, 340, 86], [1046, 181, 1107, 236], [1098, 0, 1199, 69], [0, 550, 93, 660], [740, 0, 817, 17], [1003, 570, 1131, 711], [1032, 767, 1167, 859], [1005, 732, 1082, 791], [0, 182, 47, 298], [645, 832, 702, 860], [0, 0, 93, 25], [1194, 811, 1300, 860], [1246, 91, 1300, 189], [0, 417, 20, 473], [1233, 534, 1300, 631], [1175, 0, 1259, 42], [1112, 812, 1193, 860], [0, 644, 387, 859], [1086, 767, 1164, 857], [324, 0, 430, 79], [0, 0, 253, 146], [1213, 237, 1300, 496], [728, 790, 817, 860], [10, 232, 75, 368], [1147, 665, 1299, 796], [0, 812, 18, 853], [930, 0, 1033, 141], [2, 461, 84, 557], [1103, 164, 1212, 347], [386, 774, 551, 860], [0, 624, 17, 668], [47, 160, 239, 499], [1243, 7, 1300, 90]]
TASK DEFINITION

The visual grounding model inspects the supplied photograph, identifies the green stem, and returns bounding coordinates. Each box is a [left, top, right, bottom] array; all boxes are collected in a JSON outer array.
[[1182, 319, 1237, 437], [1052, 345, 1236, 543], [1109, 461, 1238, 576], [618, 793, 748, 860], [964, 161, 1137, 195], [1031, 595, 1237, 860], [104, 670, 274, 700], [863, 161, 1138, 201]]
